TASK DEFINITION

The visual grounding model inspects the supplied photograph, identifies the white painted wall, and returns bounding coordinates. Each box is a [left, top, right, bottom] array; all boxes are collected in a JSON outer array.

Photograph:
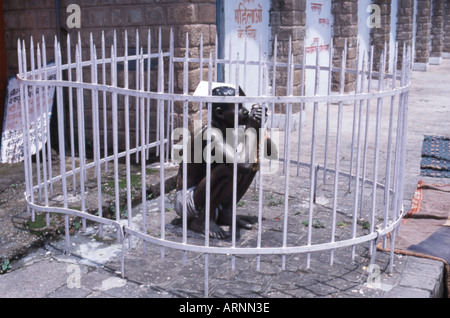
[[223, 0, 271, 98], [305, 0, 333, 105], [389, 0, 398, 73], [413, 0, 418, 62], [358, 0, 372, 72]]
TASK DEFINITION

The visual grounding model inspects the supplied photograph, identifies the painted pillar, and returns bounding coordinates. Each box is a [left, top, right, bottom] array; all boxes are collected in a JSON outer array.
[[444, 0, 450, 59], [222, 0, 271, 97], [389, 0, 398, 73], [270, 0, 306, 98], [358, 0, 372, 70], [413, 0, 432, 71], [331, 0, 358, 92], [305, 0, 333, 102], [396, 0, 415, 70], [429, 0, 444, 64]]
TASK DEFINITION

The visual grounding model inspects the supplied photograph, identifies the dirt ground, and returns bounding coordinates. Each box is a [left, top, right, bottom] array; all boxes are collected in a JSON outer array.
[[0, 155, 178, 266]]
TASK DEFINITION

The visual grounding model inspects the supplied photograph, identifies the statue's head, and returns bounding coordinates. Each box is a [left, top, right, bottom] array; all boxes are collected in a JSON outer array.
[[211, 86, 249, 128]]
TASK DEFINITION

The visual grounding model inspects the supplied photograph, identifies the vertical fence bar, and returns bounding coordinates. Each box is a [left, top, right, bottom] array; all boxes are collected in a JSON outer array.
[[36, 44, 50, 226], [198, 33, 204, 134], [369, 48, 386, 261], [111, 44, 121, 241], [349, 41, 361, 190], [306, 41, 320, 269], [23, 39, 33, 218], [330, 42, 346, 265], [30, 37, 43, 204], [256, 54, 268, 271], [349, 53, 367, 265], [146, 29, 152, 160], [204, 53, 213, 298], [232, 52, 240, 271], [214, 33, 219, 82], [90, 34, 98, 176], [158, 49, 166, 260], [77, 33, 87, 177], [156, 29, 161, 157], [270, 36, 277, 170], [297, 42, 306, 177], [18, 40, 31, 218], [392, 44, 407, 227], [383, 43, 398, 250], [297, 43, 306, 177], [55, 40, 69, 251], [282, 50, 293, 270], [399, 45, 411, 222], [359, 45, 374, 219], [91, 36, 102, 237], [140, 48, 148, 253], [101, 31, 108, 172], [323, 40, 333, 183], [67, 34, 76, 195], [282, 38, 292, 175], [135, 29, 140, 163], [23, 39, 34, 221], [75, 44, 86, 232], [182, 33, 189, 265], [124, 31, 132, 243], [167, 29, 175, 162], [41, 36, 54, 196]]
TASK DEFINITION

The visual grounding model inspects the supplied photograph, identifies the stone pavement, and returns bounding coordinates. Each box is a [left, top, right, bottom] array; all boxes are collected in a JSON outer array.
[[0, 59, 449, 299]]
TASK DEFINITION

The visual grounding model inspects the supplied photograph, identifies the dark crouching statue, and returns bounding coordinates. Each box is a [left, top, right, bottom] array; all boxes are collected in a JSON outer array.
[[173, 83, 278, 239]]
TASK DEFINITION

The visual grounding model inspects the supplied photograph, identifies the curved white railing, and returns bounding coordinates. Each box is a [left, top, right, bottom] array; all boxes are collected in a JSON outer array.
[[14, 30, 412, 296]]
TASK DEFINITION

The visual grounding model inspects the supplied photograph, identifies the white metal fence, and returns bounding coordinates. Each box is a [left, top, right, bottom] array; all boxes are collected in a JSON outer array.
[[16, 29, 411, 297]]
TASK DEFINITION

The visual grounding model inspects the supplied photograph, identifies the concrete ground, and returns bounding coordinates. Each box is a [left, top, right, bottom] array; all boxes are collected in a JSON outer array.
[[0, 58, 449, 300]]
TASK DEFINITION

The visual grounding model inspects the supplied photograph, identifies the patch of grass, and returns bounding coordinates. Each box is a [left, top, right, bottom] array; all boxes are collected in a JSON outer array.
[[237, 201, 245, 207], [102, 174, 142, 195], [302, 219, 325, 228], [0, 260, 11, 274], [267, 194, 284, 207], [146, 168, 159, 174], [26, 214, 47, 229], [313, 219, 325, 228], [362, 221, 370, 230]]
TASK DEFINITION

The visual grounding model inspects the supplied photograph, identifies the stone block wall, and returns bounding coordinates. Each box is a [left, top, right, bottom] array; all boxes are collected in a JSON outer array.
[[3, 0, 217, 156], [414, 0, 432, 69], [331, 0, 358, 92], [395, 0, 415, 69], [2, 0, 448, 156], [371, 0, 392, 72], [270, 0, 306, 99], [444, 0, 450, 58], [430, 0, 444, 64]]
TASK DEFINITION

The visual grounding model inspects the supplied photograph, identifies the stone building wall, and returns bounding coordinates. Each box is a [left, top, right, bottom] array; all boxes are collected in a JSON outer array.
[[414, 0, 432, 70], [331, 0, 358, 92], [395, 0, 415, 69], [371, 0, 392, 71], [270, 0, 306, 97], [2, 0, 448, 156], [444, 0, 450, 58], [3, 0, 217, 155], [430, 0, 444, 64]]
